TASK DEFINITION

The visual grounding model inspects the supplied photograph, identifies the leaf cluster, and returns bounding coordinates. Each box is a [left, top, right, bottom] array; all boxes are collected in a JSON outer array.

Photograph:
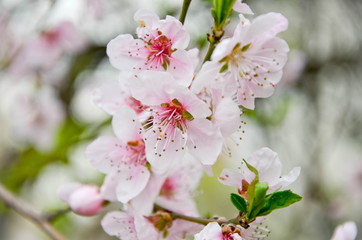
[[230, 159, 302, 226]]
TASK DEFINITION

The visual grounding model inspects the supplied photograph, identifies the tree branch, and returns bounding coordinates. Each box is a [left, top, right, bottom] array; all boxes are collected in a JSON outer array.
[[0, 182, 68, 240]]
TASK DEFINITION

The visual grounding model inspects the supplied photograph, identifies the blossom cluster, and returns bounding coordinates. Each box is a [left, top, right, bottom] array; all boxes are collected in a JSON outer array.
[[56, 2, 356, 240]]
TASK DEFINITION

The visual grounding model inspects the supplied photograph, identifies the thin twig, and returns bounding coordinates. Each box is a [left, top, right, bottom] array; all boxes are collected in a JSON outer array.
[[179, 0, 192, 24], [0, 183, 68, 240]]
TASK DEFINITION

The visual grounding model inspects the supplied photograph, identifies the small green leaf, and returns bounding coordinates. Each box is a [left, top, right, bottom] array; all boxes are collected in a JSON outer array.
[[242, 158, 259, 180], [257, 190, 302, 217], [248, 182, 269, 220], [230, 193, 247, 213]]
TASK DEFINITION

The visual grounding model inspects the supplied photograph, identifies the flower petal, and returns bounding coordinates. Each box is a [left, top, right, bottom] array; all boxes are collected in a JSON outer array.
[[112, 107, 142, 143], [116, 165, 151, 203], [186, 119, 223, 166], [86, 136, 125, 174]]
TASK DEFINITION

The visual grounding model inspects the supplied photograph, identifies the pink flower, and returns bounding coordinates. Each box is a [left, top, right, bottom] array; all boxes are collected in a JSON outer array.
[[107, 9, 198, 86], [9, 21, 86, 76], [330, 222, 358, 240], [58, 183, 104, 216], [193, 13, 289, 109], [195, 222, 270, 240], [86, 107, 150, 203], [101, 208, 159, 240], [130, 154, 203, 216], [194, 222, 242, 240], [219, 147, 300, 197], [156, 153, 203, 216], [128, 71, 223, 174], [5, 81, 65, 151]]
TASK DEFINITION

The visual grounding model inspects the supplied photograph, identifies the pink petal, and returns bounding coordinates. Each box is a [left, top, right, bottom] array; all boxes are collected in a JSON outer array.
[[101, 211, 138, 240], [112, 107, 142, 143], [186, 119, 223, 166], [100, 171, 119, 202], [159, 15, 190, 49], [194, 222, 223, 240], [106, 34, 145, 70], [331, 221, 358, 240], [233, 1, 254, 15], [116, 165, 150, 203], [93, 82, 125, 115], [85, 136, 125, 174], [218, 169, 244, 188]]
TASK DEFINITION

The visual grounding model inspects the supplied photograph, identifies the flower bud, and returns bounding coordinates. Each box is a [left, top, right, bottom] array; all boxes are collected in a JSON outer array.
[[58, 183, 105, 216]]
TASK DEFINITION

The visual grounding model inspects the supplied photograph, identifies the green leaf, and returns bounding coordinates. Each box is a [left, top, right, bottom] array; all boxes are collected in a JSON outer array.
[[230, 193, 247, 213], [248, 182, 269, 220], [257, 190, 302, 217], [242, 158, 259, 181], [212, 0, 236, 29]]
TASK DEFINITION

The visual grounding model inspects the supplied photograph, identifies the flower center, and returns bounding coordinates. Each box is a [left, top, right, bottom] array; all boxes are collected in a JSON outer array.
[[154, 98, 194, 138], [145, 31, 174, 70], [218, 42, 252, 73], [124, 139, 147, 165], [160, 177, 178, 199]]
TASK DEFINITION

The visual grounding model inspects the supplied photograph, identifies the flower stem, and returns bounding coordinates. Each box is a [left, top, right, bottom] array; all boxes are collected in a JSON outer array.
[[179, 0, 192, 24], [202, 41, 216, 63]]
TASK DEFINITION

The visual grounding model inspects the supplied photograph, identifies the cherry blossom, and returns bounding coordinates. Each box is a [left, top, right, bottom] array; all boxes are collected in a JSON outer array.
[[101, 207, 159, 240], [107, 9, 198, 86], [193, 13, 289, 109], [195, 222, 270, 240], [128, 71, 223, 174], [219, 147, 300, 196], [156, 153, 203, 216], [9, 21, 87, 77], [3, 80, 65, 151], [330, 221, 358, 240], [86, 107, 150, 203], [58, 183, 104, 216]]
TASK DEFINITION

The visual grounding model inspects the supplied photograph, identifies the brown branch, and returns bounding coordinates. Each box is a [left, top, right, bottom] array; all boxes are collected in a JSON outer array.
[[0, 182, 68, 240]]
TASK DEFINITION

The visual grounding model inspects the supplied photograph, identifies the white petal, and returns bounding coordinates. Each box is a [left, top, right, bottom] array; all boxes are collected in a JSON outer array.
[[144, 128, 185, 175], [167, 220, 204, 240], [133, 9, 160, 28], [100, 171, 119, 202], [243, 12, 288, 44], [218, 169, 243, 188], [160, 15, 190, 49], [331, 221, 358, 240], [247, 147, 282, 183], [116, 165, 150, 203], [194, 222, 223, 240], [270, 166, 301, 192], [233, 1, 254, 15], [131, 174, 166, 216], [186, 119, 223, 166], [213, 96, 240, 137], [191, 61, 220, 94], [101, 211, 138, 240], [85, 136, 125, 174], [112, 107, 142, 143], [106, 34, 144, 70], [93, 82, 125, 115]]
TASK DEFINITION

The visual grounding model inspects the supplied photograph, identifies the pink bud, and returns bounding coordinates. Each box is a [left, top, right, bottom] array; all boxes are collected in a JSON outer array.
[[58, 183, 105, 216]]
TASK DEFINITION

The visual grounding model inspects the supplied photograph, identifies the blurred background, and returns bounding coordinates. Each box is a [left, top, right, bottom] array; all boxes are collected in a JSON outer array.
[[0, 0, 361, 239]]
